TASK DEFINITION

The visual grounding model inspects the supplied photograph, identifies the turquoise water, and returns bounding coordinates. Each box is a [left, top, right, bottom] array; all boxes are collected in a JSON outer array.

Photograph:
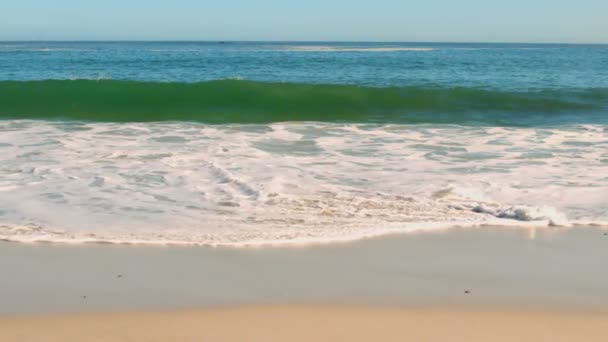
[[0, 80, 606, 126], [0, 42, 607, 245]]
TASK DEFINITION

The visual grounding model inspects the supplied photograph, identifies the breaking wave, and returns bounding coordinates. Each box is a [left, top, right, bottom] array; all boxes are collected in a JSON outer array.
[[0, 80, 606, 125]]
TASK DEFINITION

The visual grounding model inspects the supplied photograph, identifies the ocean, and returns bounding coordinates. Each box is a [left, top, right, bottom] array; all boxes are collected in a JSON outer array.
[[0, 41, 607, 246]]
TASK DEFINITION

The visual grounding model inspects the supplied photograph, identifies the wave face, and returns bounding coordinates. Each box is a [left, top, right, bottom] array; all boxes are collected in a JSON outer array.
[[1, 80, 606, 126]]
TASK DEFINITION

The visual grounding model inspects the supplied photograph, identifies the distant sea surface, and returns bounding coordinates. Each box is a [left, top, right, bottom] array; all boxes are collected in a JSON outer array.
[[1, 42, 607, 246]]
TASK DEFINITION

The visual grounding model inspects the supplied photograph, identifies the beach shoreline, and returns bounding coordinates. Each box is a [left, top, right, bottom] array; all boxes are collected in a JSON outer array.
[[2, 227, 608, 315], [2, 38, 607, 342], [2, 226, 608, 340]]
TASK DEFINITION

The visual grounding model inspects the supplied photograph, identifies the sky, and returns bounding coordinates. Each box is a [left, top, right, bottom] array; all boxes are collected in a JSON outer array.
[[1, 0, 606, 43]]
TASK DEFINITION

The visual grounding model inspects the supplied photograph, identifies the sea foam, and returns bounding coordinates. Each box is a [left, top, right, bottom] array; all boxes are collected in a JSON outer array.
[[0, 121, 606, 246]]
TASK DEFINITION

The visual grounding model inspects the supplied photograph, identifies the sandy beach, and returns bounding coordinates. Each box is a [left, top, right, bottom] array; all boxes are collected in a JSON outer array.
[[1, 227, 608, 340], [2, 306, 608, 342]]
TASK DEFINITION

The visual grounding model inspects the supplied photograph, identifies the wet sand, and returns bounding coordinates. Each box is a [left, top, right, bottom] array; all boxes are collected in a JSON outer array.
[[1, 227, 607, 340]]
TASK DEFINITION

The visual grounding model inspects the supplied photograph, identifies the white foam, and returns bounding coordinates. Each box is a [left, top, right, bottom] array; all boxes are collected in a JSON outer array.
[[474, 204, 570, 227], [0, 121, 606, 246], [282, 46, 434, 52], [0, 48, 91, 52]]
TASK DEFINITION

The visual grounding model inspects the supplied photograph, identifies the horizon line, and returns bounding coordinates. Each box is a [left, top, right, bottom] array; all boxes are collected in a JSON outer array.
[[0, 39, 607, 46]]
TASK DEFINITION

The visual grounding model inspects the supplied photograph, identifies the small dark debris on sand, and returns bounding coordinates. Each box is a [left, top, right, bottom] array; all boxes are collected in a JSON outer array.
[[117, 274, 123, 278], [465, 290, 470, 294]]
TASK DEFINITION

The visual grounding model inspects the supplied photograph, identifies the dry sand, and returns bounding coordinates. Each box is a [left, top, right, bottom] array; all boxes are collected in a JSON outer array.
[[2, 306, 608, 342]]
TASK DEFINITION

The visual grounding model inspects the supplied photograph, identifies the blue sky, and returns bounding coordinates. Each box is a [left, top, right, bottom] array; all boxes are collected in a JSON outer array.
[[1, 0, 606, 43]]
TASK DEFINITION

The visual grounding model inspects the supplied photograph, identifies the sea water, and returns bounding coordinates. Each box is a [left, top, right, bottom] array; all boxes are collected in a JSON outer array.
[[0, 42, 607, 245]]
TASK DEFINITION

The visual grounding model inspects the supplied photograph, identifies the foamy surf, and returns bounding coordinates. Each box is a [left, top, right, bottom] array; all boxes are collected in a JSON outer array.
[[282, 46, 435, 52], [1, 121, 606, 246]]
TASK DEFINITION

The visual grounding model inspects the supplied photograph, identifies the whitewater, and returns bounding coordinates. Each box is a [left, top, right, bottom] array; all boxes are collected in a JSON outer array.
[[1, 121, 606, 246]]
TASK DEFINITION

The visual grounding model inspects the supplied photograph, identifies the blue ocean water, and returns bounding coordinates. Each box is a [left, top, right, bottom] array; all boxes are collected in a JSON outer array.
[[1, 41, 607, 90], [0, 42, 607, 246]]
